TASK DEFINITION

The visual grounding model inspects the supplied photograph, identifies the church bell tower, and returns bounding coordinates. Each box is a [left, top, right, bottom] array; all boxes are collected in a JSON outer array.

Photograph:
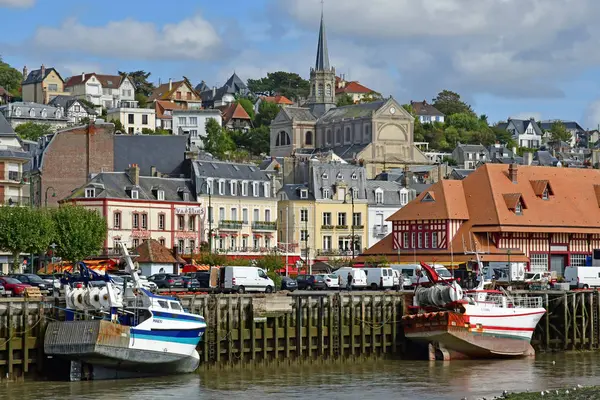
[[306, 7, 336, 117]]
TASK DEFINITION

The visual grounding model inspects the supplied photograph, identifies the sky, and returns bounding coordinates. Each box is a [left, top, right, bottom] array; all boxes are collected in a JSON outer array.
[[2, 0, 600, 128]]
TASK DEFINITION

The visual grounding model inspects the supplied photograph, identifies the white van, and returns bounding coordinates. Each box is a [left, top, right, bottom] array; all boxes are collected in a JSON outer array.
[[565, 266, 600, 289], [361, 267, 395, 290], [332, 268, 367, 290], [220, 266, 275, 293], [390, 264, 452, 287]]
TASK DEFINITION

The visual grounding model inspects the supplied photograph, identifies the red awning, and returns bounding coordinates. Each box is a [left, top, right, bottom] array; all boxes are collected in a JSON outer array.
[[231, 233, 238, 237], [353, 263, 365, 267], [242, 234, 249, 237], [254, 234, 262, 238], [219, 234, 228, 238]]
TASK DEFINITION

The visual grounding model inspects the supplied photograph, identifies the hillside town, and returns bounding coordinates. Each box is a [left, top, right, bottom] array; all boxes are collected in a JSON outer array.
[[0, 9, 598, 284]]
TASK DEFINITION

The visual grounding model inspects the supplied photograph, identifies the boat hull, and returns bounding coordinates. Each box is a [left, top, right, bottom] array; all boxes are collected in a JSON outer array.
[[402, 307, 545, 360]]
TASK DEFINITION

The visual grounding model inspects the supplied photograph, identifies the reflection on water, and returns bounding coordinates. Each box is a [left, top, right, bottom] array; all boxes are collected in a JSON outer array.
[[2, 353, 600, 400]]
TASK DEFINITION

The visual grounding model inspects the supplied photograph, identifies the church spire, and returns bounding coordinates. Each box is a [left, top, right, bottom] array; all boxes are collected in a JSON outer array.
[[315, 5, 330, 71]]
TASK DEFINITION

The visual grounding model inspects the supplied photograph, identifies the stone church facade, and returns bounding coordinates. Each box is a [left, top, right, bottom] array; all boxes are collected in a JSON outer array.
[[269, 10, 429, 178]]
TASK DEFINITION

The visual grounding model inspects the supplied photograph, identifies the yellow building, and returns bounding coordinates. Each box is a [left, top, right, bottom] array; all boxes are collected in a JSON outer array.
[[278, 162, 369, 267], [21, 65, 68, 104]]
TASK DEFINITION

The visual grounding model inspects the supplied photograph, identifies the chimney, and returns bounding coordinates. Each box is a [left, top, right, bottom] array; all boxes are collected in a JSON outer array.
[[402, 164, 410, 188], [41, 64, 46, 78], [508, 162, 518, 184], [150, 166, 157, 177], [212, 86, 217, 97], [126, 163, 140, 186], [81, 72, 85, 81], [22, 65, 28, 80], [524, 152, 533, 166], [185, 150, 198, 161], [168, 78, 172, 91], [438, 163, 443, 182], [494, 141, 500, 148]]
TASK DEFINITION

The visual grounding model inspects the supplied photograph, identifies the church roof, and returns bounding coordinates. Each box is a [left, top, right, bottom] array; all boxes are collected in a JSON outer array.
[[283, 107, 317, 121], [318, 100, 385, 123], [315, 10, 330, 70]]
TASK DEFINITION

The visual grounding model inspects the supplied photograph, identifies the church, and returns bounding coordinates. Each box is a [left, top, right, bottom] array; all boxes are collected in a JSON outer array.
[[269, 10, 429, 178]]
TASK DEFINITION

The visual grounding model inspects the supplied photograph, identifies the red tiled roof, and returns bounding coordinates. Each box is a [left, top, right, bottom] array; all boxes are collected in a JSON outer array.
[[96, 74, 125, 89], [134, 239, 177, 264], [335, 81, 374, 95], [261, 95, 293, 105], [155, 100, 184, 119], [64, 73, 96, 87], [222, 102, 251, 124], [149, 80, 200, 102]]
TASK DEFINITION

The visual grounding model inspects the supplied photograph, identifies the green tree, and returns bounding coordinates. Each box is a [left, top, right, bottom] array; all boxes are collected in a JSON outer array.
[[14, 122, 54, 141], [402, 103, 415, 116], [247, 71, 310, 101], [0, 57, 22, 96], [255, 101, 281, 127], [445, 112, 480, 131], [112, 119, 124, 132], [441, 156, 458, 166], [79, 117, 90, 125], [549, 121, 573, 144], [119, 70, 155, 97], [360, 91, 383, 103], [337, 93, 354, 107], [141, 128, 155, 134], [52, 205, 107, 263], [254, 253, 283, 288], [0, 207, 55, 272], [237, 98, 255, 121], [444, 126, 460, 148], [135, 92, 148, 108], [203, 118, 235, 160], [78, 98, 96, 111], [432, 89, 475, 117]]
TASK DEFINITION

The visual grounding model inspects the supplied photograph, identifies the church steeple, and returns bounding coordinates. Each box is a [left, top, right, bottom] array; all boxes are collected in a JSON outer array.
[[306, 4, 336, 118], [315, 9, 330, 71]]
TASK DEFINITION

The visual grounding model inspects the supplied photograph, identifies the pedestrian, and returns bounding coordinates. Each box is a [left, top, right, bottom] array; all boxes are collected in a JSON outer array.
[[347, 272, 353, 291]]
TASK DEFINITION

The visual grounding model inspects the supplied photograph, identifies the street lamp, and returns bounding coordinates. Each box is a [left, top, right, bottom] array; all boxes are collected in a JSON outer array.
[[44, 186, 56, 207], [200, 181, 213, 254], [343, 189, 356, 259]]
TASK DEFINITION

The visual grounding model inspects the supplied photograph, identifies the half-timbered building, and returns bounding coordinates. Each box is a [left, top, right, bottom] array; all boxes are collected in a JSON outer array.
[[360, 163, 600, 276]]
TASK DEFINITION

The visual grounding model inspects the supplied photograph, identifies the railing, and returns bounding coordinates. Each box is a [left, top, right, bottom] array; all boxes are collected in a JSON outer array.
[[219, 220, 243, 230], [5, 196, 30, 206], [214, 246, 278, 254], [374, 225, 389, 236], [466, 292, 543, 309], [336, 225, 349, 230], [315, 249, 355, 257], [7, 171, 21, 182], [252, 221, 277, 231], [321, 224, 334, 230], [277, 243, 299, 253], [353, 224, 364, 229]]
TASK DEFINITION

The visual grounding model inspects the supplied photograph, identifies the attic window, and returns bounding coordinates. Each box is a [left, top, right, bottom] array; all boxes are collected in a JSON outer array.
[[300, 189, 308, 199], [421, 192, 435, 202], [183, 192, 190, 201], [542, 187, 549, 200], [157, 190, 165, 201], [85, 188, 95, 198], [515, 201, 523, 215], [131, 189, 139, 199], [322, 172, 328, 179], [351, 173, 357, 180], [337, 172, 343, 180], [530, 180, 553, 200], [323, 188, 330, 199], [375, 189, 383, 204], [503, 193, 526, 214]]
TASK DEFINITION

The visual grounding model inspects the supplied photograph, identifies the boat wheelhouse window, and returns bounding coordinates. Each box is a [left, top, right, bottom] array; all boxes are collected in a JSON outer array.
[[158, 300, 169, 309], [170, 301, 182, 311]]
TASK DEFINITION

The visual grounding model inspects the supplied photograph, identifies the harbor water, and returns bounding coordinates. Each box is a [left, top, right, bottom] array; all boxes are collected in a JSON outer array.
[[3, 353, 600, 399]]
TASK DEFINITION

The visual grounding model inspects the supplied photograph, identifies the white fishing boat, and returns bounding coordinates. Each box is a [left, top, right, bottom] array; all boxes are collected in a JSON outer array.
[[44, 243, 207, 380], [402, 259, 546, 360]]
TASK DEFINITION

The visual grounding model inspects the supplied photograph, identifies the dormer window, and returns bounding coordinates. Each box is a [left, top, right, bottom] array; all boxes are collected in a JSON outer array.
[[375, 189, 383, 204], [131, 189, 139, 199], [264, 182, 270, 198], [400, 189, 409, 206], [351, 173, 357, 180], [515, 201, 523, 215], [253, 181, 259, 197], [206, 179, 213, 195], [503, 193, 526, 215], [337, 172, 343, 180], [230, 180, 237, 196], [218, 180, 225, 195], [421, 192, 435, 202], [542, 187, 549, 200], [29, 108, 35, 117], [323, 188, 330, 199], [85, 188, 95, 198], [55, 110, 61, 118], [183, 192, 190, 201], [241, 181, 248, 196], [352, 187, 358, 199], [157, 190, 165, 201], [300, 189, 308, 199], [322, 172, 328, 180]]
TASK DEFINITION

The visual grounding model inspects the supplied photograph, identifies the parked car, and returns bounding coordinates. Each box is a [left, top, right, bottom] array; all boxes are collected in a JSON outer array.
[[9, 274, 51, 293], [360, 267, 395, 290], [281, 276, 298, 291], [390, 264, 453, 287], [37, 274, 62, 292], [147, 274, 184, 289], [317, 274, 340, 289], [0, 284, 5, 296], [182, 277, 202, 291], [219, 266, 275, 293], [296, 274, 327, 290], [332, 268, 368, 290], [0, 277, 30, 296], [186, 271, 211, 288]]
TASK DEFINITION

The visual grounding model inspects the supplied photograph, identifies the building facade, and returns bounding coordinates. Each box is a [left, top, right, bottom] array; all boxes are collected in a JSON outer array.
[[48, 96, 97, 125], [335, 75, 377, 103], [106, 101, 156, 134], [410, 100, 445, 124], [497, 118, 544, 149], [198, 73, 249, 109], [64, 73, 136, 111], [192, 160, 278, 254], [362, 164, 600, 276], [0, 102, 69, 129], [63, 165, 202, 254], [149, 79, 202, 109], [451, 144, 490, 170], [172, 109, 222, 149], [0, 114, 31, 206], [21, 65, 68, 104]]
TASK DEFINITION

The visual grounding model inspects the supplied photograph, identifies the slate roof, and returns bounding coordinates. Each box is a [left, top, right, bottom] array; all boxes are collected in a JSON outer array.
[[200, 73, 249, 103], [195, 81, 209, 93], [23, 67, 63, 85], [410, 101, 445, 117], [113, 135, 189, 177], [278, 184, 315, 201], [0, 112, 14, 134], [315, 10, 330, 70], [535, 150, 559, 167], [540, 120, 585, 132], [66, 172, 195, 202], [317, 100, 385, 123], [281, 107, 317, 121], [134, 239, 178, 264], [366, 180, 415, 206], [192, 160, 272, 198], [48, 95, 97, 115], [310, 162, 367, 201], [0, 102, 68, 121], [502, 118, 544, 136]]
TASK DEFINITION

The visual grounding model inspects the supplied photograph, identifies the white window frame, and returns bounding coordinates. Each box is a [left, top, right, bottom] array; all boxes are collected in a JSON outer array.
[[570, 254, 588, 267], [241, 181, 248, 196], [515, 201, 522, 215], [230, 180, 237, 196], [323, 188, 330, 199], [542, 187, 549, 200], [131, 189, 139, 199], [530, 254, 548, 273], [431, 232, 438, 249], [264, 182, 270, 198], [300, 209, 308, 222], [157, 190, 165, 201], [85, 188, 95, 198], [322, 212, 331, 226], [113, 212, 121, 229], [253, 182, 259, 197], [375, 189, 383, 204], [400, 190, 409, 206], [300, 189, 308, 199], [403, 232, 409, 248], [218, 179, 225, 195], [206, 179, 213, 195]]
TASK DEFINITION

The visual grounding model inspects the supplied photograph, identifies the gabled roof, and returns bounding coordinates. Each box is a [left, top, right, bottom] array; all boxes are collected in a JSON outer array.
[[96, 74, 126, 89], [281, 106, 317, 122], [366, 180, 415, 206], [336, 81, 374, 95], [134, 239, 177, 264], [113, 135, 189, 177], [149, 80, 199, 102], [195, 81, 209, 93], [540, 120, 584, 132], [261, 95, 293, 105], [23, 67, 63, 85], [410, 100, 445, 117], [0, 112, 15, 135], [504, 118, 544, 136], [64, 73, 96, 87], [154, 100, 184, 120], [224, 72, 248, 93], [318, 100, 386, 123], [48, 95, 96, 115], [222, 102, 251, 124], [529, 180, 552, 196], [502, 193, 523, 210]]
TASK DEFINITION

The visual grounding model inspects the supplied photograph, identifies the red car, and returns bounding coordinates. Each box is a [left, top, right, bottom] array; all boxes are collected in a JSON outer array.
[[0, 277, 30, 296]]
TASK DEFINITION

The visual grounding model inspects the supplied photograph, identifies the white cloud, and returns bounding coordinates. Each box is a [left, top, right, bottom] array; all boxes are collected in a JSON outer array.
[[32, 15, 222, 61], [0, 0, 35, 7], [584, 100, 600, 129]]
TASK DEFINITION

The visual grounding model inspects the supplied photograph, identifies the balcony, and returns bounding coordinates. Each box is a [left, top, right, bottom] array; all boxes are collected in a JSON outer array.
[[315, 249, 354, 257], [353, 224, 364, 229], [219, 220, 243, 230], [252, 221, 277, 231], [321, 224, 334, 230], [5, 196, 30, 206], [374, 225, 389, 237], [336, 225, 349, 230]]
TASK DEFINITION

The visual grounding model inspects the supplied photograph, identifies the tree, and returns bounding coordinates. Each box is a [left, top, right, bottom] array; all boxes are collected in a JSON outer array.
[[135, 92, 148, 108], [247, 71, 310, 100], [254, 253, 284, 288], [79, 117, 90, 125], [230, 125, 270, 156], [254, 101, 281, 127], [119, 70, 155, 97], [337, 93, 354, 107], [202, 119, 235, 159], [549, 121, 573, 144], [112, 119, 124, 132], [237, 98, 255, 121], [0, 207, 55, 272], [52, 205, 107, 263], [360, 91, 383, 103], [432, 89, 475, 117], [78, 98, 96, 111], [0, 57, 22, 96], [445, 112, 480, 131], [14, 122, 54, 141]]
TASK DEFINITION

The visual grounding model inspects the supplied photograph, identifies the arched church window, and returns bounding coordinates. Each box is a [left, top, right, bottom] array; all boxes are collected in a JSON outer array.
[[277, 131, 291, 146], [326, 129, 332, 145], [335, 128, 342, 145], [364, 124, 371, 142], [326, 84, 331, 97], [345, 127, 351, 143], [318, 83, 324, 97], [305, 131, 313, 145], [354, 125, 361, 143]]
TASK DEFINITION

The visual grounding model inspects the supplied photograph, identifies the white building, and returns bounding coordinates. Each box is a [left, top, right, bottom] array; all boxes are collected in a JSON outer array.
[[0, 102, 69, 129], [64, 73, 136, 111], [172, 109, 222, 149], [107, 101, 156, 134], [366, 181, 415, 248], [48, 95, 97, 125]]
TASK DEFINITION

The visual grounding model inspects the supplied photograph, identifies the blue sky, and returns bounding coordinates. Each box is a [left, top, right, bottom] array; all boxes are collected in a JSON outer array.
[[2, 0, 600, 128]]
